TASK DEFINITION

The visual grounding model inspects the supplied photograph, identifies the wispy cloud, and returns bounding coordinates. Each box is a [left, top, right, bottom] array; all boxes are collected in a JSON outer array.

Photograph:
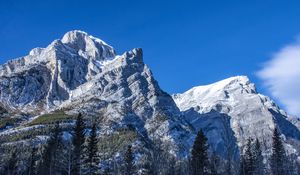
[[257, 38, 300, 117]]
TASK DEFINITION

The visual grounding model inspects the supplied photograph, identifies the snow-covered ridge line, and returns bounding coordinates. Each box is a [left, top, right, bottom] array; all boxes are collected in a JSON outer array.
[[0, 30, 191, 158], [172, 75, 300, 161], [0, 30, 299, 165]]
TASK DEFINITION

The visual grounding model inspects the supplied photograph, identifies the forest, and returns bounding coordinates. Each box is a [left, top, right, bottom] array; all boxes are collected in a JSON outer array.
[[0, 113, 299, 175]]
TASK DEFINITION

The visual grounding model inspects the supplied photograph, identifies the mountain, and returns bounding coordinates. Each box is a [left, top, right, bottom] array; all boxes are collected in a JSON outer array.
[[173, 76, 300, 163], [0, 31, 299, 173], [0, 30, 192, 157]]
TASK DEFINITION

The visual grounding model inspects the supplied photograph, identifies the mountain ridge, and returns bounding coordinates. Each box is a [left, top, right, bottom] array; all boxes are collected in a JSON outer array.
[[0, 31, 299, 172], [173, 74, 300, 160]]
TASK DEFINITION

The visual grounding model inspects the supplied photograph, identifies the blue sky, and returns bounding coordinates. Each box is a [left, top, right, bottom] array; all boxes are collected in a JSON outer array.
[[1, 0, 300, 115]]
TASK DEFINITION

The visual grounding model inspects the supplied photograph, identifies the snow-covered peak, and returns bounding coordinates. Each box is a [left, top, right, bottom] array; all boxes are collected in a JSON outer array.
[[61, 30, 89, 42], [29, 47, 44, 56], [173, 75, 300, 161], [189, 76, 253, 93], [61, 30, 116, 60], [173, 76, 256, 112], [211, 75, 250, 87]]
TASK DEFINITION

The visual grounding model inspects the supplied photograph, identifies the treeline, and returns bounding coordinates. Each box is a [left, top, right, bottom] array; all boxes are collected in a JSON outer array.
[[239, 128, 300, 175], [0, 113, 300, 175], [0, 113, 103, 175]]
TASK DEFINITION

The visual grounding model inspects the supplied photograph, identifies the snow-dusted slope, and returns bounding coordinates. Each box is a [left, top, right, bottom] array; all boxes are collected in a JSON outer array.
[[0, 30, 117, 112], [0, 30, 192, 156], [1, 30, 299, 166], [173, 76, 300, 160]]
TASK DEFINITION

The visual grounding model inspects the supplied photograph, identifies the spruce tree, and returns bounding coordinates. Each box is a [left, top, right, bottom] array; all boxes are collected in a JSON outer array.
[[85, 122, 99, 175], [5, 149, 18, 175], [190, 129, 210, 175], [244, 138, 254, 175], [253, 138, 264, 175], [58, 140, 73, 175], [210, 152, 220, 175], [270, 128, 287, 175], [27, 147, 38, 175], [239, 156, 245, 175], [124, 145, 134, 175], [39, 122, 62, 175], [72, 113, 86, 175]]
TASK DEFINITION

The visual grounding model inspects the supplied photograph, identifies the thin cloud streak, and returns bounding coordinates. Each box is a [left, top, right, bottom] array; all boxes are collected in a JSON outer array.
[[257, 38, 300, 117]]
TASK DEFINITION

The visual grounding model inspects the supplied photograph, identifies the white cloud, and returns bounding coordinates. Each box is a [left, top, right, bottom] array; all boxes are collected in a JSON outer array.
[[257, 39, 300, 116]]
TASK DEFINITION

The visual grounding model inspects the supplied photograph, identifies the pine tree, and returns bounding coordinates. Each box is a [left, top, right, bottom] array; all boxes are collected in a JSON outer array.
[[39, 121, 63, 175], [210, 152, 220, 175], [124, 145, 134, 175], [244, 138, 254, 175], [270, 128, 287, 175], [27, 147, 38, 175], [239, 156, 245, 175], [72, 113, 86, 175], [190, 129, 210, 175], [84, 122, 100, 175], [252, 138, 264, 175], [5, 149, 18, 175], [59, 140, 73, 175]]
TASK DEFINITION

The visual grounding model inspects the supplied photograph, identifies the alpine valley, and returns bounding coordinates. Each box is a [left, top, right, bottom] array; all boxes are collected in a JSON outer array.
[[0, 31, 299, 174]]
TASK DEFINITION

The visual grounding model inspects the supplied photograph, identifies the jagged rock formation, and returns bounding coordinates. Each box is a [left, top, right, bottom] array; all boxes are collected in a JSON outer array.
[[0, 31, 299, 167], [0, 30, 192, 157], [173, 76, 300, 161]]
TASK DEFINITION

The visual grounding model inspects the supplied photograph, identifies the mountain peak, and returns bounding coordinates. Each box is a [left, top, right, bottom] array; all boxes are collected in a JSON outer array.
[[219, 75, 250, 85], [184, 75, 254, 95], [61, 30, 110, 47], [172, 75, 256, 112], [61, 30, 116, 60], [209, 75, 249, 86], [61, 30, 90, 44]]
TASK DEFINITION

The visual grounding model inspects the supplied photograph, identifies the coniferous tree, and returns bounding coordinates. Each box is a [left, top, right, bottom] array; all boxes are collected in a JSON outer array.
[[59, 140, 73, 175], [27, 147, 38, 175], [190, 129, 210, 175], [270, 128, 287, 175], [5, 149, 18, 175], [253, 138, 264, 175], [244, 138, 254, 175], [138, 151, 155, 175], [124, 145, 134, 175], [239, 156, 246, 175], [166, 156, 176, 175], [72, 113, 86, 175], [84, 122, 99, 175], [103, 167, 112, 175], [210, 152, 220, 175], [39, 121, 63, 175], [286, 154, 297, 175]]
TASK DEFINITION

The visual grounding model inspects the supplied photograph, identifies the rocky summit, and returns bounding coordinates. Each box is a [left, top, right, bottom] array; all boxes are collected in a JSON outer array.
[[0, 30, 299, 174]]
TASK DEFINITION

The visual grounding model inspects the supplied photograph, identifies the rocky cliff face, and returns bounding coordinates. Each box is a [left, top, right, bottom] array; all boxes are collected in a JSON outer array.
[[0, 30, 116, 112], [173, 76, 300, 160], [0, 31, 299, 164], [0, 30, 192, 157]]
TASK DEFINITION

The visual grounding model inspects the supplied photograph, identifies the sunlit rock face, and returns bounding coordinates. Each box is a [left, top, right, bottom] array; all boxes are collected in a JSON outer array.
[[0, 30, 299, 163], [0, 30, 117, 111], [173, 76, 300, 161], [0, 30, 192, 157]]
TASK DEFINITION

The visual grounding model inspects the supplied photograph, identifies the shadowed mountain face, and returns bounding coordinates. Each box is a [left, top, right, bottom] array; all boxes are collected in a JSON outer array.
[[0, 31, 299, 164]]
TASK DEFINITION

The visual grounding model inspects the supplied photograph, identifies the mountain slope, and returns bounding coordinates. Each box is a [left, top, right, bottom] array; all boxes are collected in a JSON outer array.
[[0, 30, 192, 157], [1, 31, 299, 172], [173, 76, 300, 161]]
